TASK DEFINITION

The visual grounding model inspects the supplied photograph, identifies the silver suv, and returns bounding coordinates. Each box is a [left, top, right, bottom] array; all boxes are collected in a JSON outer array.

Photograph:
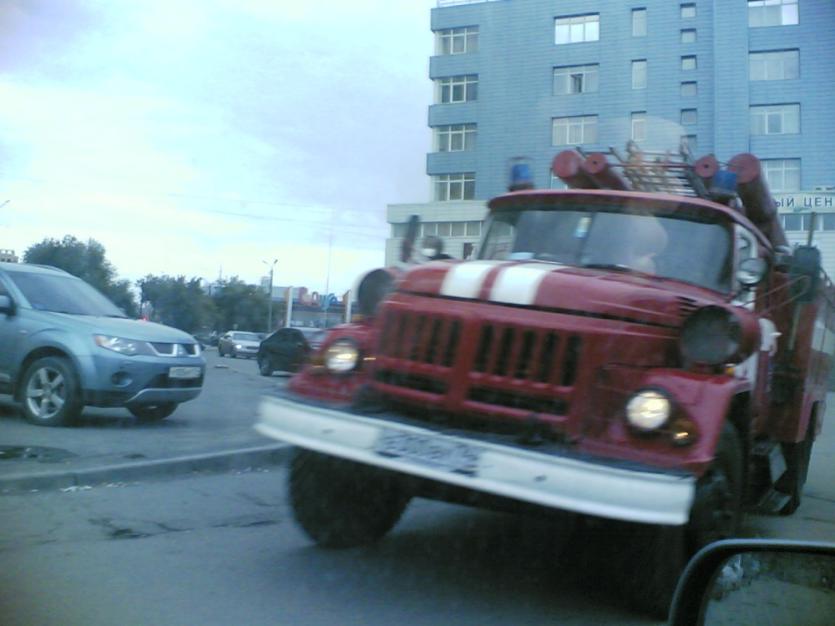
[[0, 262, 205, 426]]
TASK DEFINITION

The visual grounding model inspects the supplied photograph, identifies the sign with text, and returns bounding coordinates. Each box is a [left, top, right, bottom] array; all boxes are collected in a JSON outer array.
[[775, 192, 835, 212]]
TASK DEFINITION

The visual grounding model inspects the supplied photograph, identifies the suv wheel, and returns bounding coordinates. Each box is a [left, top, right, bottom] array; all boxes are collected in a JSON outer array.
[[20, 356, 83, 427], [128, 403, 178, 421]]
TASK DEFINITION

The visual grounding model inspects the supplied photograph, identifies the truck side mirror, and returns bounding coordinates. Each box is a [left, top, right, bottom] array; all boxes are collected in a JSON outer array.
[[736, 258, 767, 289], [399, 215, 420, 263], [790, 245, 821, 303], [0, 294, 15, 315]]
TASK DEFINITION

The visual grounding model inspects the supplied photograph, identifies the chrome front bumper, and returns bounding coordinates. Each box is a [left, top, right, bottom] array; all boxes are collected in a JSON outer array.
[[256, 395, 696, 525]]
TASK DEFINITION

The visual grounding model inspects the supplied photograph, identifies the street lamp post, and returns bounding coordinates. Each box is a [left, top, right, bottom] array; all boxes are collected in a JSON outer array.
[[263, 258, 277, 333]]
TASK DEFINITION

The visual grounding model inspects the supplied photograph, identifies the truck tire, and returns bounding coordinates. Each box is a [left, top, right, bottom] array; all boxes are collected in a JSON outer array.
[[20, 356, 83, 427], [778, 415, 815, 515], [289, 449, 410, 549], [622, 422, 742, 619], [686, 421, 743, 549]]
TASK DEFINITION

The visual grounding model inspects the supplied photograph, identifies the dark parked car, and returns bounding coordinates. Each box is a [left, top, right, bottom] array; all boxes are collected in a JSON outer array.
[[257, 327, 325, 376]]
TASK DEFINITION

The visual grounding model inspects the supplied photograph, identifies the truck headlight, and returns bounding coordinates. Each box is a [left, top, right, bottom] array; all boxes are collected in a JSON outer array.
[[626, 390, 671, 431], [324, 339, 360, 373], [94, 335, 150, 356]]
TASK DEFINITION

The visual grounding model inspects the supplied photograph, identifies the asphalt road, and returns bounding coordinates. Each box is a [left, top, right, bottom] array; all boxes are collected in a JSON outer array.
[[1, 352, 833, 625], [0, 469, 660, 626]]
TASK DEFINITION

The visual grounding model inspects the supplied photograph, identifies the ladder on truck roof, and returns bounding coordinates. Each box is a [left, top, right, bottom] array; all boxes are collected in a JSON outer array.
[[579, 139, 711, 200]]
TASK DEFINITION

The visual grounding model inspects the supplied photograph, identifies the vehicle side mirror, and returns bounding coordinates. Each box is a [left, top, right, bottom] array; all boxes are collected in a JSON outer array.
[[735, 257, 767, 289], [669, 539, 835, 626], [0, 294, 15, 315], [790, 245, 822, 303], [399, 214, 420, 263]]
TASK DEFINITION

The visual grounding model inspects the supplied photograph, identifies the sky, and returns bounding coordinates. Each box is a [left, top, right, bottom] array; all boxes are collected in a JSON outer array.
[[0, 0, 437, 295]]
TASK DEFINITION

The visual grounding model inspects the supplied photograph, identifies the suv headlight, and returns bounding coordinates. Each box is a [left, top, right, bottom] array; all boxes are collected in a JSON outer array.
[[324, 339, 360, 373], [94, 335, 150, 356], [626, 390, 671, 431]]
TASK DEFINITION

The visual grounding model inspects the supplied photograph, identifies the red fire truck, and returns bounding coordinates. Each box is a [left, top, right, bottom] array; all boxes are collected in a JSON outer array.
[[256, 143, 834, 616]]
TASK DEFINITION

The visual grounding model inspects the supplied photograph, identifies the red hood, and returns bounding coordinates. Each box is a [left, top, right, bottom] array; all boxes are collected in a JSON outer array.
[[397, 260, 721, 327]]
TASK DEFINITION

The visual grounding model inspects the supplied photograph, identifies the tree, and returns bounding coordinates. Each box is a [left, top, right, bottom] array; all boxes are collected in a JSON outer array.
[[211, 277, 268, 332], [24, 236, 138, 317], [138, 275, 216, 332]]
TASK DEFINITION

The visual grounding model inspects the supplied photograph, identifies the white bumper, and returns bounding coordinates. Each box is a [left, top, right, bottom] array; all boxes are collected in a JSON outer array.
[[256, 395, 696, 525]]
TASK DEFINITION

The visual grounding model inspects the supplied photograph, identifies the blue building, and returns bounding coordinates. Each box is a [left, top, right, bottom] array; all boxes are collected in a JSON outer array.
[[386, 0, 835, 269]]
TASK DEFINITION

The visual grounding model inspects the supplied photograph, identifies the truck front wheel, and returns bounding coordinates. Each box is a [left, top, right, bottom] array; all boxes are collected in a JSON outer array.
[[687, 421, 743, 549], [622, 422, 742, 619], [289, 449, 410, 549]]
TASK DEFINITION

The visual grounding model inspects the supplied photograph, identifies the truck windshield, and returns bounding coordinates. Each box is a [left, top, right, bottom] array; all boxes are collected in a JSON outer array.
[[480, 207, 733, 292], [8, 271, 127, 317]]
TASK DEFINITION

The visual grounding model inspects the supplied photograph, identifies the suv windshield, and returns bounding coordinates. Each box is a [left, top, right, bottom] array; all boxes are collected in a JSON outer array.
[[480, 206, 733, 292], [7, 271, 126, 317]]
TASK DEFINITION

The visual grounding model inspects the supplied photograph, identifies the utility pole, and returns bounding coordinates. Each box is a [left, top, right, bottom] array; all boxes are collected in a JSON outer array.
[[263, 258, 277, 333]]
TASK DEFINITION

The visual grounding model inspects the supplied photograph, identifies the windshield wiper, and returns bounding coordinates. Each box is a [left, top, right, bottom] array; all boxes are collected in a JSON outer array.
[[581, 263, 635, 273]]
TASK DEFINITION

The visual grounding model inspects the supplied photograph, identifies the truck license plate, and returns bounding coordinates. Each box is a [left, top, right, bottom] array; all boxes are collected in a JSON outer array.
[[169, 366, 201, 379], [374, 429, 481, 475]]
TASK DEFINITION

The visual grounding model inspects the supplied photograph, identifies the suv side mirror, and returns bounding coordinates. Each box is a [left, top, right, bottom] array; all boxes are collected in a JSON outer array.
[[0, 294, 15, 315]]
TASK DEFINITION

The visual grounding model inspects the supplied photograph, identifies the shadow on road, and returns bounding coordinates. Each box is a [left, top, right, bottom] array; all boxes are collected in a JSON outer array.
[[269, 505, 657, 624]]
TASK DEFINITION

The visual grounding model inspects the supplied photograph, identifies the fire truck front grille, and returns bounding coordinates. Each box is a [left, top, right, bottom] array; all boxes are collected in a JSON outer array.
[[375, 308, 581, 424], [379, 311, 461, 366], [473, 326, 581, 386]]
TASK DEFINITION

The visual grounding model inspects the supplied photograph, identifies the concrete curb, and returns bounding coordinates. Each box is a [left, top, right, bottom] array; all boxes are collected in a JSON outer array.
[[0, 443, 292, 494]]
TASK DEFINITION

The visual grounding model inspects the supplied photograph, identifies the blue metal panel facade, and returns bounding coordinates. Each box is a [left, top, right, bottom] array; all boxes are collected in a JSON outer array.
[[428, 0, 835, 199]]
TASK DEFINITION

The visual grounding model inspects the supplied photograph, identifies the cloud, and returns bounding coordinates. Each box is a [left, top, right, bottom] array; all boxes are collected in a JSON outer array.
[[0, 0, 436, 291]]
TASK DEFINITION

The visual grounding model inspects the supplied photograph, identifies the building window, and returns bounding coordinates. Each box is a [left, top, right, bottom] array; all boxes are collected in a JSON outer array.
[[631, 112, 647, 142], [681, 55, 697, 70], [553, 64, 599, 95], [750, 104, 800, 135], [434, 124, 477, 152], [436, 26, 479, 55], [437, 222, 451, 237], [681, 81, 698, 97], [451, 222, 466, 236], [748, 0, 798, 27], [822, 214, 835, 231], [681, 28, 697, 43], [422, 222, 437, 236], [781, 213, 817, 232], [762, 159, 800, 192], [632, 8, 647, 37], [749, 50, 799, 80], [681, 108, 698, 125], [466, 221, 481, 237], [436, 75, 478, 104], [681, 3, 697, 18], [682, 134, 698, 154], [434, 173, 476, 201], [552, 115, 598, 146], [555, 14, 600, 44], [632, 60, 647, 89]]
